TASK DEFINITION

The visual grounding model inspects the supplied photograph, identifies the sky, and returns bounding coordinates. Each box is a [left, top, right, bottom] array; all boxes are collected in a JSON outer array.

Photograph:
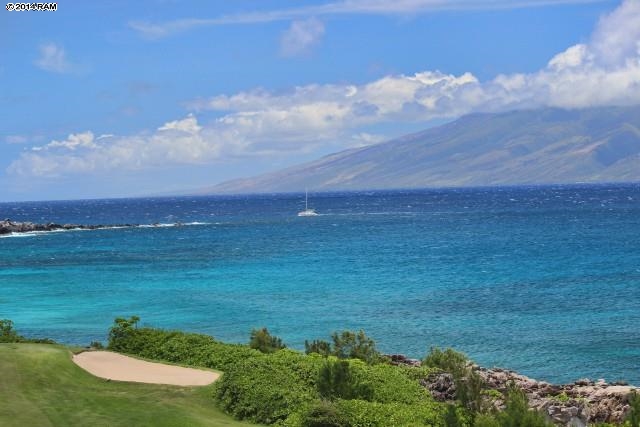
[[1, 0, 639, 202]]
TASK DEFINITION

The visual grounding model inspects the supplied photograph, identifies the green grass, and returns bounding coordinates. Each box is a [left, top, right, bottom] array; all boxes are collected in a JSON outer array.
[[0, 343, 256, 427]]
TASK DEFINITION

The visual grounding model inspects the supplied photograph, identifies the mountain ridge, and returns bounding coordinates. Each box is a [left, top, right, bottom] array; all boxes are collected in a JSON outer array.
[[199, 106, 640, 194]]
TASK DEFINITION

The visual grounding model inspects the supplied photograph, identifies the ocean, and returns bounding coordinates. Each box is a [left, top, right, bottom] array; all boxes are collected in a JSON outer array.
[[1, 184, 639, 384]]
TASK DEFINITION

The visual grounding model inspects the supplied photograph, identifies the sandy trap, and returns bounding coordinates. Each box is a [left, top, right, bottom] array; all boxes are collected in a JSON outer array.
[[73, 351, 219, 386]]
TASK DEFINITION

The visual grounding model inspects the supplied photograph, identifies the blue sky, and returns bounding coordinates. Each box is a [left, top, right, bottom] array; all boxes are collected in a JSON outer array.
[[2, 0, 639, 201]]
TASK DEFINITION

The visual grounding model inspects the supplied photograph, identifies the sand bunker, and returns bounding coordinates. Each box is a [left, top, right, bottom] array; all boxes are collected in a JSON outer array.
[[73, 351, 219, 386]]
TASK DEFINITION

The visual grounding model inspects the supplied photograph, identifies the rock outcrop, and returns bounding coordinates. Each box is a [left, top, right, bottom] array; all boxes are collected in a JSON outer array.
[[475, 367, 636, 426], [0, 219, 137, 235], [394, 355, 637, 426]]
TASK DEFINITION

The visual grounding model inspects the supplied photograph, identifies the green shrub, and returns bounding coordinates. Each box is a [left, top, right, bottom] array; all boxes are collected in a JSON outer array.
[[444, 404, 464, 427], [423, 348, 469, 378], [473, 413, 501, 427], [495, 386, 553, 427], [0, 319, 55, 344], [317, 359, 373, 401], [332, 330, 379, 364], [107, 316, 261, 372], [250, 327, 286, 353], [348, 360, 431, 405], [215, 349, 323, 424], [551, 391, 570, 403], [0, 319, 22, 343], [335, 399, 446, 427], [628, 390, 640, 427], [423, 347, 488, 418], [400, 364, 441, 382], [305, 330, 380, 364], [108, 316, 140, 346], [305, 339, 332, 356], [458, 368, 486, 416], [299, 400, 350, 427]]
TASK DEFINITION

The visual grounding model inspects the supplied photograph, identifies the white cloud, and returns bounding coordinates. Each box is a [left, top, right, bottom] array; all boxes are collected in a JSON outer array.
[[280, 18, 325, 57], [34, 42, 73, 73], [129, 0, 608, 39], [158, 114, 202, 133], [351, 132, 387, 146], [9, 0, 640, 179], [9, 118, 219, 177], [32, 132, 96, 151], [589, 0, 640, 67]]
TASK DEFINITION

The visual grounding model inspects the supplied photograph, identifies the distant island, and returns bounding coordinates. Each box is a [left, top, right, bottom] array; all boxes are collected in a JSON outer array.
[[199, 106, 640, 195]]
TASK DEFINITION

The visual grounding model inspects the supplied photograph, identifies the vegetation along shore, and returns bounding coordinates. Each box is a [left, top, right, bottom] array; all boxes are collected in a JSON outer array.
[[1, 317, 638, 427]]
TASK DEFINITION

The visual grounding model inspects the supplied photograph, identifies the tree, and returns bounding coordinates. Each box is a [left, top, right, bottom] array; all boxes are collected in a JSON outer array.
[[424, 347, 487, 417], [444, 404, 464, 427], [317, 359, 373, 401], [305, 339, 331, 356], [305, 330, 381, 364], [108, 315, 140, 350], [249, 327, 285, 353], [331, 330, 379, 364], [423, 347, 469, 378], [496, 385, 553, 427], [0, 319, 22, 343]]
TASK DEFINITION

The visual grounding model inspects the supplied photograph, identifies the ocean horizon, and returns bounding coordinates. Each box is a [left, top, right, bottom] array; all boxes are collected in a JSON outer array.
[[2, 183, 639, 384]]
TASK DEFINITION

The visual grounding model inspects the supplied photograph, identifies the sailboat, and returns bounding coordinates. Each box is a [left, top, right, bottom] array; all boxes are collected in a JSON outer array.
[[297, 189, 318, 217]]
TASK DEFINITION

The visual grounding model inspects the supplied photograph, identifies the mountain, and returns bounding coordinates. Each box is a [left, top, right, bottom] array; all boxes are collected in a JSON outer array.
[[205, 106, 640, 194]]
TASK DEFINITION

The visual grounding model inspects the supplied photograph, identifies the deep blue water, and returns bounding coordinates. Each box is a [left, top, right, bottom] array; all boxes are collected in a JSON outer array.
[[1, 185, 639, 384]]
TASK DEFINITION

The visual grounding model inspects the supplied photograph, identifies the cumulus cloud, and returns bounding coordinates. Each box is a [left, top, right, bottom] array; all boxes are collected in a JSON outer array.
[[9, 0, 640, 178], [8, 118, 219, 178], [34, 42, 73, 73], [32, 132, 96, 152], [280, 18, 325, 56]]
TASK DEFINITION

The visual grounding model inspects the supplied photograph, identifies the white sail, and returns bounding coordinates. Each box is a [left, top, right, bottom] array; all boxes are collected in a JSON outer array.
[[297, 189, 318, 216]]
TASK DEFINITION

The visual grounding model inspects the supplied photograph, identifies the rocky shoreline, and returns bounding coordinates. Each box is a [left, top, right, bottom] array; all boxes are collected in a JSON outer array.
[[0, 219, 138, 235], [389, 354, 636, 426]]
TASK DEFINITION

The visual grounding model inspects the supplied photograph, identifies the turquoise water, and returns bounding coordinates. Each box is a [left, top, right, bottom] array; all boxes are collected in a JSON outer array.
[[1, 185, 639, 384]]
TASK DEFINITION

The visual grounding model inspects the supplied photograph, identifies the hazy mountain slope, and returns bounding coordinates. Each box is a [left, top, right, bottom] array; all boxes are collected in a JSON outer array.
[[206, 106, 640, 193]]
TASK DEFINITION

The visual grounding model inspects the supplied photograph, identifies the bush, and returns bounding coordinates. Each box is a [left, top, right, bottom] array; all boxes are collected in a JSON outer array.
[[444, 404, 464, 427], [494, 385, 553, 427], [305, 330, 380, 364], [305, 339, 332, 357], [0, 319, 22, 343], [107, 316, 261, 372], [628, 390, 640, 427], [317, 359, 373, 401], [249, 327, 286, 353], [473, 413, 501, 427], [0, 319, 55, 344], [332, 330, 379, 364], [215, 349, 323, 424], [108, 316, 140, 347], [335, 399, 446, 427], [299, 400, 350, 427], [349, 361, 431, 405], [423, 347, 469, 378], [424, 347, 487, 417]]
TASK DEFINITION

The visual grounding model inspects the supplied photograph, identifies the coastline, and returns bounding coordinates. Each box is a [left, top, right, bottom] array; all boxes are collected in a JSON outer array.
[[389, 354, 636, 425], [0, 219, 208, 237]]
